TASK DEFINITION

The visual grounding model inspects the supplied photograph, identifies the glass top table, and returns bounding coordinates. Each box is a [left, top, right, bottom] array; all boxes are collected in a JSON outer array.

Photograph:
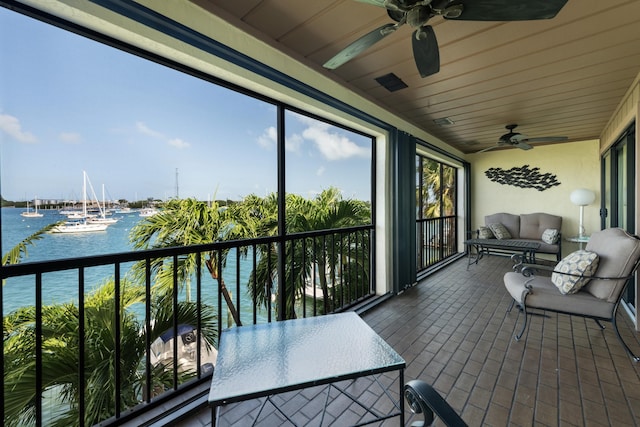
[[208, 312, 405, 425]]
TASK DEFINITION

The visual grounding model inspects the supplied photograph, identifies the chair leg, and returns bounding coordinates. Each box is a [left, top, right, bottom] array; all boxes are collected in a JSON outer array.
[[514, 303, 528, 341], [514, 287, 533, 341], [611, 314, 640, 362], [507, 299, 516, 313]]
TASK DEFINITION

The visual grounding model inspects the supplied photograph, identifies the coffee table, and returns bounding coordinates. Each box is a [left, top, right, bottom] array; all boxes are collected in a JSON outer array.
[[464, 238, 540, 269], [208, 312, 406, 426]]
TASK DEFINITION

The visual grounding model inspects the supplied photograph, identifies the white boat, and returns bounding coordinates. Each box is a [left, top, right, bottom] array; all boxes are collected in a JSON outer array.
[[88, 184, 120, 225], [21, 198, 44, 218], [52, 220, 108, 233], [139, 207, 159, 217], [52, 171, 110, 233]]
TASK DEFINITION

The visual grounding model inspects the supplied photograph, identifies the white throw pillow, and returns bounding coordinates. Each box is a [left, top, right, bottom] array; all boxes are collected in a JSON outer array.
[[551, 250, 599, 295]]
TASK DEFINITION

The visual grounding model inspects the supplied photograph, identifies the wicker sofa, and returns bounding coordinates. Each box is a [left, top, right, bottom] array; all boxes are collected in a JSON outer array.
[[477, 212, 563, 261]]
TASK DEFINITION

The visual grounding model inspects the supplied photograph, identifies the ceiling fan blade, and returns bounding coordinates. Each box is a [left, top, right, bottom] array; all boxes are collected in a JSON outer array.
[[515, 142, 533, 150], [412, 26, 439, 77], [354, 0, 387, 7], [475, 145, 500, 153], [323, 23, 397, 70], [445, 0, 568, 21], [520, 136, 568, 143]]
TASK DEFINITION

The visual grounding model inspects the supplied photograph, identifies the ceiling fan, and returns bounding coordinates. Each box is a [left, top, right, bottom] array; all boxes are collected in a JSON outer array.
[[323, 0, 568, 78], [476, 124, 568, 153]]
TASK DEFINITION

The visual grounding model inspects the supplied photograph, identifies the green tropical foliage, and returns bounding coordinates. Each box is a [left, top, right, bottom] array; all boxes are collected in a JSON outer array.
[[227, 187, 371, 318], [417, 157, 456, 218], [3, 214, 217, 426], [3, 279, 216, 427], [1, 221, 63, 269], [128, 198, 231, 300]]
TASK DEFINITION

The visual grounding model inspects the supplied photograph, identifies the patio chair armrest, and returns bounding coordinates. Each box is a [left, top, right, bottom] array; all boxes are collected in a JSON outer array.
[[518, 263, 638, 282], [513, 263, 554, 277], [405, 380, 468, 427]]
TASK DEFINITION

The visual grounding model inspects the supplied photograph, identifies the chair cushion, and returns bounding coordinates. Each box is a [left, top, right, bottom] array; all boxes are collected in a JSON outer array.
[[504, 272, 614, 318], [488, 223, 511, 240], [551, 250, 600, 294], [583, 228, 640, 302], [478, 226, 495, 239], [542, 228, 559, 244]]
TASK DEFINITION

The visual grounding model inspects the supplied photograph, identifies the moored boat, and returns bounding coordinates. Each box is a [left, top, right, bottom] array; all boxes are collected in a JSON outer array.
[[21, 198, 44, 218]]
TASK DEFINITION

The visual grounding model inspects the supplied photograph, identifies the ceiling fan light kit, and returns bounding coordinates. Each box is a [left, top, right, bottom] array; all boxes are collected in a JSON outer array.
[[324, 1, 568, 78]]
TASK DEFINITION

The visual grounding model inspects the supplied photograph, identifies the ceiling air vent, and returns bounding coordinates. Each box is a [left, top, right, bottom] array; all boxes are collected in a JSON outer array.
[[433, 117, 455, 126], [374, 73, 408, 92]]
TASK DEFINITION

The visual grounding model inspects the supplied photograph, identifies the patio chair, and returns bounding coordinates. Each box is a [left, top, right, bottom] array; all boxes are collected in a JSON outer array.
[[405, 380, 468, 427], [504, 227, 640, 362]]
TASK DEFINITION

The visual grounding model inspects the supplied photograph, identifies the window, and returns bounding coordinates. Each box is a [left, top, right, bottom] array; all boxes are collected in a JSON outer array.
[[416, 154, 458, 271]]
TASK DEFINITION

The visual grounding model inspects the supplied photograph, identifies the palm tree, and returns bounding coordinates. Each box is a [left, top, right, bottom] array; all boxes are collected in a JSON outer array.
[[3, 278, 216, 427], [233, 188, 371, 318], [129, 198, 226, 295], [1, 221, 63, 268], [3, 218, 217, 426], [417, 158, 455, 218]]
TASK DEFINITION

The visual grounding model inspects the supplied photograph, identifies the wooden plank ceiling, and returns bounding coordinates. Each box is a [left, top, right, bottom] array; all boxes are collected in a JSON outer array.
[[191, 0, 640, 153]]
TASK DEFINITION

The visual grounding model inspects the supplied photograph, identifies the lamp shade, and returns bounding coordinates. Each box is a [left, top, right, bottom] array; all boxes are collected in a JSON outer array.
[[570, 188, 596, 206]]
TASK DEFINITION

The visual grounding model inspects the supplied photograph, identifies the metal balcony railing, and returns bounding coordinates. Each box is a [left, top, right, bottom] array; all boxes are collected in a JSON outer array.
[[416, 216, 457, 272], [1, 225, 374, 426]]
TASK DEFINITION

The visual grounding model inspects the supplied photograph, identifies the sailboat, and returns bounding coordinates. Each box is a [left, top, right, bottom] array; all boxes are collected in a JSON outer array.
[[21, 197, 44, 218], [88, 184, 120, 225], [52, 172, 109, 233]]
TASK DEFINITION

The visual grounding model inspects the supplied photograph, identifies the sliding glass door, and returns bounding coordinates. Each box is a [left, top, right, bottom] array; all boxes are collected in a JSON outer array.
[[601, 123, 636, 313]]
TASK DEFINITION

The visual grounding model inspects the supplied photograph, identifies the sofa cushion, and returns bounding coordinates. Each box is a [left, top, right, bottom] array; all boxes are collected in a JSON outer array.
[[488, 223, 511, 240], [478, 226, 495, 239], [485, 213, 520, 239], [551, 250, 599, 294], [583, 228, 640, 302], [542, 228, 559, 244], [520, 213, 562, 240]]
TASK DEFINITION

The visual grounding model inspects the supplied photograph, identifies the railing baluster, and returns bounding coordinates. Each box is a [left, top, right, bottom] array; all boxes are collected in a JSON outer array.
[[144, 257, 152, 403], [78, 267, 86, 427], [196, 253, 202, 377], [35, 272, 42, 427], [114, 263, 121, 418], [172, 255, 179, 390], [252, 243, 258, 325]]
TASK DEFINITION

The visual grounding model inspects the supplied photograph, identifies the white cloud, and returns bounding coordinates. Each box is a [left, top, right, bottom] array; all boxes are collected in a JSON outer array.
[[136, 121, 189, 149], [59, 132, 82, 144], [0, 114, 37, 143], [285, 133, 303, 153], [257, 126, 277, 149], [316, 166, 325, 176], [136, 121, 164, 138], [302, 124, 369, 160], [168, 138, 190, 149]]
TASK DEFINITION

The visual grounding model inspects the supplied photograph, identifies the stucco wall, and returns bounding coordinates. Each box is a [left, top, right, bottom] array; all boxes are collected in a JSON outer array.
[[469, 140, 600, 256]]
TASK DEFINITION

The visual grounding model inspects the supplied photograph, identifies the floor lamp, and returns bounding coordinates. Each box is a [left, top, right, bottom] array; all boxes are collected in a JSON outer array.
[[570, 188, 596, 238]]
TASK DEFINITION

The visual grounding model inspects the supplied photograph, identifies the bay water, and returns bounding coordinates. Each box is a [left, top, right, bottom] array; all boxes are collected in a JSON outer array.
[[1, 207, 258, 319]]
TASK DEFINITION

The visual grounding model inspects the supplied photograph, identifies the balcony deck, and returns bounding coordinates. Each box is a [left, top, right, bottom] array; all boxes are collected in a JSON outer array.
[[177, 255, 640, 426]]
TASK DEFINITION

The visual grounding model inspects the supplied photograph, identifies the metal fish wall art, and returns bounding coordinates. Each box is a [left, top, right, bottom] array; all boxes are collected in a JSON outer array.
[[484, 165, 560, 191]]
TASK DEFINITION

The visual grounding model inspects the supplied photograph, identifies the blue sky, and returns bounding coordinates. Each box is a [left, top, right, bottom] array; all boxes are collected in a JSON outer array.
[[0, 8, 372, 203]]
